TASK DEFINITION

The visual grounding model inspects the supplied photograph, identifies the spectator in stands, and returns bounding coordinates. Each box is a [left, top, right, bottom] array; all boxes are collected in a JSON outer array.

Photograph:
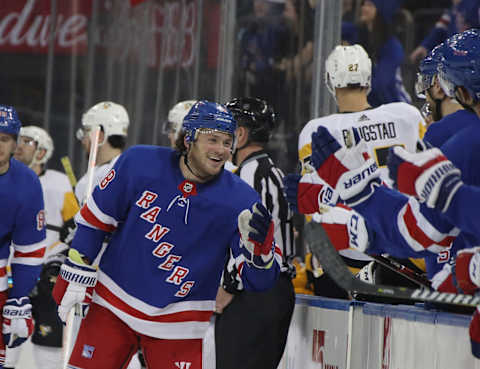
[[280, 0, 315, 86], [409, 0, 480, 63], [342, 0, 356, 22], [237, 0, 289, 115], [357, 0, 412, 107]]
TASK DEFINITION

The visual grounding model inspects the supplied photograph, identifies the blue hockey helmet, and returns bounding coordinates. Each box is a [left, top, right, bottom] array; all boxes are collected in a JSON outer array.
[[415, 42, 445, 98], [437, 29, 480, 101], [182, 100, 236, 143], [0, 105, 21, 137]]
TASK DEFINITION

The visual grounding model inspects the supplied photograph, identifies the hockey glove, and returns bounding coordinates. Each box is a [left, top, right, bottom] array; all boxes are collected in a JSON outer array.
[[2, 297, 34, 348], [454, 247, 480, 295], [52, 251, 97, 323], [238, 203, 275, 269], [60, 217, 77, 246], [311, 126, 381, 206], [387, 146, 463, 212], [317, 206, 371, 253], [283, 173, 337, 214]]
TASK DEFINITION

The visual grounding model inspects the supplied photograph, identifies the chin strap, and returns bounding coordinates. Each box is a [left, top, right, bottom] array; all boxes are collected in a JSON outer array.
[[183, 152, 216, 183]]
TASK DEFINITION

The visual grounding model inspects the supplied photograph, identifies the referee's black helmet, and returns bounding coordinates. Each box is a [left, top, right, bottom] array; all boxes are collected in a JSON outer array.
[[225, 97, 275, 143]]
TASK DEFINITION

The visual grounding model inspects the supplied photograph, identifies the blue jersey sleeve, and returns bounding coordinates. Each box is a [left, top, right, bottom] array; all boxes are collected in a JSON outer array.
[[439, 124, 480, 236], [228, 231, 280, 292], [10, 171, 46, 298], [353, 186, 456, 259], [223, 184, 280, 292], [73, 147, 137, 261], [443, 184, 480, 237]]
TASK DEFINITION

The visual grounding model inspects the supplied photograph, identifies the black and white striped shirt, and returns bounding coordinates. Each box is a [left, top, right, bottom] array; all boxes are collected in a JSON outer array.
[[234, 150, 294, 267]]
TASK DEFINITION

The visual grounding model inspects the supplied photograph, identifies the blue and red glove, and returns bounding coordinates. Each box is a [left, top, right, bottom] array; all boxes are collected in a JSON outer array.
[[387, 146, 463, 213], [317, 205, 371, 253], [432, 247, 480, 295], [2, 296, 34, 348], [283, 173, 336, 214], [455, 247, 480, 295], [238, 203, 275, 269], [311, 126, 381, 206]]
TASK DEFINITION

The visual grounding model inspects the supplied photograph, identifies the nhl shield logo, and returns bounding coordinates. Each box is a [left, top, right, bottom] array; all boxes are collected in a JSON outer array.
[[183, 182, 193, 193], [178, 180, 197, 198]]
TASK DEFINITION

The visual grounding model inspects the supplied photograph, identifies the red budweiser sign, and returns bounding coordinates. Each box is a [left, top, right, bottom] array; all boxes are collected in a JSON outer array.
[[0, 0, 93, 54], [0, 0, 200, 68]]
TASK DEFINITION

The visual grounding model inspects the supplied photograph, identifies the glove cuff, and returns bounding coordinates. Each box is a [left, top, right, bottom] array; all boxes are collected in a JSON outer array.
[[337, 158, 381, 206], [60, 259, 97, 288]]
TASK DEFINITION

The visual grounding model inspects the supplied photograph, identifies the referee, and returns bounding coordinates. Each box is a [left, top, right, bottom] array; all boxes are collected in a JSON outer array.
[[215, 97, 295, 369]]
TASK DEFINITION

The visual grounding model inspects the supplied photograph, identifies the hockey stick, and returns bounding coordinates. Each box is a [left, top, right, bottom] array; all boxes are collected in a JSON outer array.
[[370, 254, 432, 288], [63, 126, 101, 369], [61, 156, 78, 189], [305, 221, 480, 308]]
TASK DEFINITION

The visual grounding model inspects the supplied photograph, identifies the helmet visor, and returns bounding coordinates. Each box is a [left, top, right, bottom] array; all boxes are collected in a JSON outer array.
[[415, 72, 433, 99]]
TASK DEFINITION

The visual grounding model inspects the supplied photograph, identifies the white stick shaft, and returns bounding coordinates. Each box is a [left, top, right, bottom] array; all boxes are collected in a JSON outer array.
[[85, 126, 101, 202], [63, 126, 101, 369]]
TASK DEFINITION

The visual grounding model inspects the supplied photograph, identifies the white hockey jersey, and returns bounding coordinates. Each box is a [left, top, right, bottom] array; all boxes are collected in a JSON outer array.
[[298, 102, 426, 186], [40, 169, 78, 257], [75, 155, 121, 205], [298, 102, 426, 265]]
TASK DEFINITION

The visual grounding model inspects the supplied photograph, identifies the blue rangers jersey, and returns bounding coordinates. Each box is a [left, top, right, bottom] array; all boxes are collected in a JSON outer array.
[[424, 110, 477, 148], [351, 116, 480, 282], [1, 158, 46, 298], [422, 109, 479, 278], [72, 146, 281, 339]]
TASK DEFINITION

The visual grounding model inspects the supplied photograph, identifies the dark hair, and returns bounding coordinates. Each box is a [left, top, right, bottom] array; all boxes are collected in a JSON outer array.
[[107, 135, 127, 150], [175, 131, 188, 153]]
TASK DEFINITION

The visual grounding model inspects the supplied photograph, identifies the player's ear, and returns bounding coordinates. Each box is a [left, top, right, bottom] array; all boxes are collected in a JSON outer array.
[[432, 77, 445, 98], [236, 126, 248, 147], [36, 148, 46, 161], [98, 130, 106, 145]]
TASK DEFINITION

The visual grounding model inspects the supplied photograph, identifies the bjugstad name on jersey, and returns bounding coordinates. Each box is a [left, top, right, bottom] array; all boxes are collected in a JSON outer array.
[[135, 190, 195, 298], [342, 121, 397, 144]]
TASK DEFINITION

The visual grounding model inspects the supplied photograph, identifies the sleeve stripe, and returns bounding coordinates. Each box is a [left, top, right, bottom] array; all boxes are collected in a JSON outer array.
[[238, 261, 244, 276], [95, 282, 212, 323], [274, 245, 283, 257], [398, 200, 454, 252], [13, 248, 46, 259], [86, 195, 119, 228], [11, 239, 46, 253], [79, 204, 117, 233]]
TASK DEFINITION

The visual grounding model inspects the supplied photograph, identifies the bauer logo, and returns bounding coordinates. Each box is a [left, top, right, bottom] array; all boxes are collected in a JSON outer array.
[[343, 162, 378, 189], [81, 344, 95, 359]]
